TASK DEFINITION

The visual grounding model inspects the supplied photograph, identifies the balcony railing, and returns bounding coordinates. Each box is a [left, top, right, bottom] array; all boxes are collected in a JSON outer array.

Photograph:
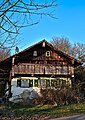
[[12, 63, 74, 76]]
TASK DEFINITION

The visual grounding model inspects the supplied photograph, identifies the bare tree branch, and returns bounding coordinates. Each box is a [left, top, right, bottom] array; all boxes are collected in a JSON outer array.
[[0, 0, 58, 49], [51, 36, 85, 63]]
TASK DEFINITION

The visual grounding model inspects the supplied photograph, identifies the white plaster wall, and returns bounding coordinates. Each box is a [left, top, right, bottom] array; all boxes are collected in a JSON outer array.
[[9, 77, 72, 102], [9, 78, 41, 102]]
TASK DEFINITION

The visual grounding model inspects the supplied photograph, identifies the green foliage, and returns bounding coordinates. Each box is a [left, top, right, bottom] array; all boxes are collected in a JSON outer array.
[[0, 102, 85, 117], [74, 65, 85, 99]]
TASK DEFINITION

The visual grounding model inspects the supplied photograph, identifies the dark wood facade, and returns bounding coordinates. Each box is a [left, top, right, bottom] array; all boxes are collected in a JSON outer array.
[[0, 40, 81, 97], [12, 40, 75, 77]]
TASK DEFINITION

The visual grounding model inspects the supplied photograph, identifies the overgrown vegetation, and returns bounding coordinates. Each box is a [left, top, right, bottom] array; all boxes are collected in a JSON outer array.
[[32, 87, 85, 106], [0, 79, 85, 119]]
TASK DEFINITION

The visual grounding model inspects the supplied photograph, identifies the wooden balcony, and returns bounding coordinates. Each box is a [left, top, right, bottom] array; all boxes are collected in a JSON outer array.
[[12, 63, 74, 76]]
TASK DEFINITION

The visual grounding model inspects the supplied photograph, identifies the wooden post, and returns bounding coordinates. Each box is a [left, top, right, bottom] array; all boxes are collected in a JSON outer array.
[[8, 57, 15, 98], [11, 57, 15, 76]]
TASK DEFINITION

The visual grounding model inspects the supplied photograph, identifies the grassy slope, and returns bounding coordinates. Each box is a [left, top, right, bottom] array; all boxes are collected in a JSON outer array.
[[0, 102, 85, 117]]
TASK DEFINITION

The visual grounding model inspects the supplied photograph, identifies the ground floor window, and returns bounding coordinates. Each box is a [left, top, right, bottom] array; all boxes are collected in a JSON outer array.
[[29, 79, 33, 87], [34, 79, 38, 87], [46, 80, 50, 87], [40, 79, 46, 88], [62, 80, 66, 87], [17, 79, 33, 87], [51, 80, 55, 87], [21, 79, 29, 87], [17, 79, 21, 87], [17, 78, 67, 88], [56, 79, 61, 86]]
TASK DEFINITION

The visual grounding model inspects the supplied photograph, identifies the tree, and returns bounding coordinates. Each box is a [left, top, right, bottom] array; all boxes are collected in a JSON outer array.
[[72, 43, 85, 63], [51, 36, 85, 102], [51, 37, 73, 55], [0, 0, 57, 48], [51, 37, 85, 63], [0, 48, 10, 61]]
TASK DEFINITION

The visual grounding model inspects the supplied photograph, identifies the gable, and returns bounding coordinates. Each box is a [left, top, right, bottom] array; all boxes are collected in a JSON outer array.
[[0, 40, 81, 67], [14, 40, 74, 66]]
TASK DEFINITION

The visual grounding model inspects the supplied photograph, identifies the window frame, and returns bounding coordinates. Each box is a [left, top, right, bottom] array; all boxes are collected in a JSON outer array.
[[29, 79, 33, 87], [33, 51, 37, 56], [51, 80, 55, 87], [46, 51, 51, 57], [21, 79, 29, 88], [34, 79, 38, 87], [46, 80, 50, 87], [17, 79, 21, 87]]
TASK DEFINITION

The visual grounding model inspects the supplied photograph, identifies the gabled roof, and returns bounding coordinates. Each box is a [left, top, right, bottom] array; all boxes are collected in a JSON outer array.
[[0, 39, 81, 66]]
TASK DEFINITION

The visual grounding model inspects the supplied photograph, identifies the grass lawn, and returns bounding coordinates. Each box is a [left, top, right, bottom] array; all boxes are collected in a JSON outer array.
[[0, 102, 85, 119]]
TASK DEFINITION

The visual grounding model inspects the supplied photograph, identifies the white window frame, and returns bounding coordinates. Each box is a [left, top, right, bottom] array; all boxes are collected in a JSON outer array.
[[46, 51, 51, 57], [33, 51, 37, 56]]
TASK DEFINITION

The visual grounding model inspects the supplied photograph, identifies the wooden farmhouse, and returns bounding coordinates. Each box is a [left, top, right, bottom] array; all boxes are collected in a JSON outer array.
[[0, 40, 81, 101]]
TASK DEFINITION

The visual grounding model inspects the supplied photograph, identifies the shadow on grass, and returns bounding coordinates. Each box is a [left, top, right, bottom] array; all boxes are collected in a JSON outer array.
[[1, 102, 85, 117]]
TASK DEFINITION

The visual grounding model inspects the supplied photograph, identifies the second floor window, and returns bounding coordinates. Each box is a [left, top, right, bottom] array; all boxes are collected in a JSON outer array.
[[46, 51, 51, 57], [33, 51, 37, 56]]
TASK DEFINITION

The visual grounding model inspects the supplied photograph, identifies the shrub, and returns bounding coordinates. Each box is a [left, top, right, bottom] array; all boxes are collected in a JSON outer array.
[[32, 87, 85, 106]]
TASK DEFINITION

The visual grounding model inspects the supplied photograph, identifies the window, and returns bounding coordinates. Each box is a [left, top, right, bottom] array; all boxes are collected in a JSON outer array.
[[51, 80, 55, 87], [42, 41, 45, 47], [21, 80, 24, 87], [56, 79, 66, 87], [56, 79, 61, 86], [40, 79, 46, 88], [29, 79, 33, 87], [46, 80, 50, 87], [17, 79, 21, 87], [62, 80, 66, 87], [17, 79, 29, 88], [33, 51, 37, 56], [53, 80, 57, 87], [46, 51, 51, 57], [21, 79, 29, 87], [34, 79, 38, 87]]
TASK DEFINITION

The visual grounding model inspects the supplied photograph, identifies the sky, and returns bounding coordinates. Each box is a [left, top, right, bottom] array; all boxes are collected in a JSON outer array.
[[17, 0, 85, 52]]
